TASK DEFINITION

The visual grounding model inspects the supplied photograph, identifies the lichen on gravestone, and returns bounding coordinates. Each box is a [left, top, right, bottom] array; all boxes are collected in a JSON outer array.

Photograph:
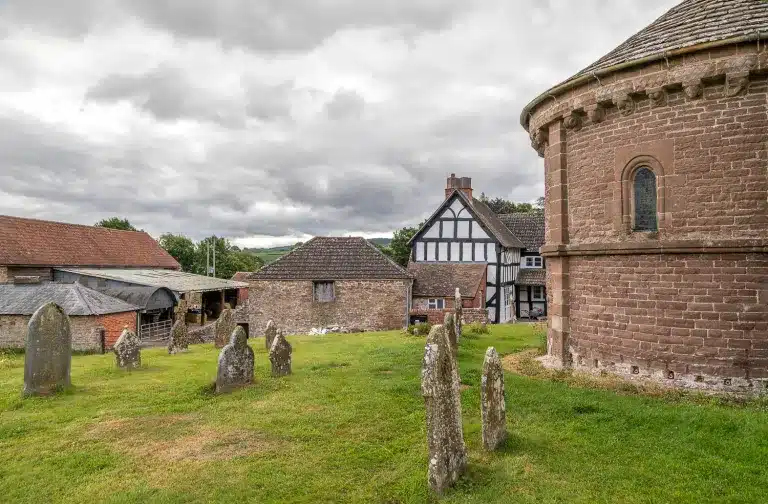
[[168, 319, 188, 354], [421, 324, 467, 494], [215, 326, 254, 394], [454, 287, 463, 342], [264, 320, 277, 350], [113, 327, 141, 370], [481, 347, 507, 451], [268, 329, 292, 377], [214, 308, 236, 348], [23, 302, 72, 397], [444, 312, 458, 359]]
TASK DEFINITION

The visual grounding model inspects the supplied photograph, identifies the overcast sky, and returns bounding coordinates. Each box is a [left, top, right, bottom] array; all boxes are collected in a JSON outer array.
[[0, 0, 677, 248]]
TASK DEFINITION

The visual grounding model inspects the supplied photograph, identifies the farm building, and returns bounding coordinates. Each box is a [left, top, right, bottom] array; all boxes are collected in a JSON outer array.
[[407, 262, 487, 325], [236, 237, 413, 335], [522, 0, 768, 391], [0, 280, 139, 351]]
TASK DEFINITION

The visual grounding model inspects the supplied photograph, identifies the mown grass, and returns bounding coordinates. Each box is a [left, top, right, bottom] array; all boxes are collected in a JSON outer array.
[[0, 324, 766, 503]]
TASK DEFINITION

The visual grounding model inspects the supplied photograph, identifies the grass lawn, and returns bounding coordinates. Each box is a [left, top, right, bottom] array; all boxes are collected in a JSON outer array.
[[1, 324, 767, 503]]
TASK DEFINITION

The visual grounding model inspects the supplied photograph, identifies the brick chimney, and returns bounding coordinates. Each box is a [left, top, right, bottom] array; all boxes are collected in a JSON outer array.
[[445, 173, 473, 200]]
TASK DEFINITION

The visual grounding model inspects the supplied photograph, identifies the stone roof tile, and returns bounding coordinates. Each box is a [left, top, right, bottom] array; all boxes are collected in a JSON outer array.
[[408, 262, 487, 298]]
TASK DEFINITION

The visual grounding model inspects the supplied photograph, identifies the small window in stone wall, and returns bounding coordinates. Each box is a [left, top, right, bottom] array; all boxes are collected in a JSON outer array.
[[428, 298, 445, 309], [313, 281, 335, 302], [633, 167, 658, 232]]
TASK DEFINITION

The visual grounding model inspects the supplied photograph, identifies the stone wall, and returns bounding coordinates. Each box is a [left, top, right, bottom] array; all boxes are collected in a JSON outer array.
[[247, 279, 411, 335], [410, 307, 488, 325], [0, 311, 137, 351]]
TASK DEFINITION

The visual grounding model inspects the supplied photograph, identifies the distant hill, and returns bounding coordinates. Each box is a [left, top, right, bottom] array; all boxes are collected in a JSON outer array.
[[247, 238, 391, 264]]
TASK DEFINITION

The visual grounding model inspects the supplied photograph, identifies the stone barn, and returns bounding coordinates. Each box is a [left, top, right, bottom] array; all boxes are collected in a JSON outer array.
[[407, 262, 488, 325], [237, 237, 413, 335], [0, 280, 139, 351], [522, 0, 768, 392]]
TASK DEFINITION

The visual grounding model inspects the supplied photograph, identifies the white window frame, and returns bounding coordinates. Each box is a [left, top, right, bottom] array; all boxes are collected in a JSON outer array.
[[532, 286, 545, 301], [427, 298, 445, 310], [523, 256, 543, 268]]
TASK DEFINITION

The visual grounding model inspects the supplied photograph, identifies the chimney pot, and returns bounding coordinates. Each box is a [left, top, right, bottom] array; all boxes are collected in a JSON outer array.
[[445, 174, 473, 201]]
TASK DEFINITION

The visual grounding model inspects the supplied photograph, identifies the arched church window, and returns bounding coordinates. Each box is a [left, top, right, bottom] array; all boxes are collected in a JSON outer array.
[[633, 167, 657, 231]]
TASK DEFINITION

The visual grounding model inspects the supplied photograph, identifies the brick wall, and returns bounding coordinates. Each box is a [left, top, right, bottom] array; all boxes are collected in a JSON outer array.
[[409, 308, 489, 325], [247, 279, 411, 335], [0, 311, 137, 351]]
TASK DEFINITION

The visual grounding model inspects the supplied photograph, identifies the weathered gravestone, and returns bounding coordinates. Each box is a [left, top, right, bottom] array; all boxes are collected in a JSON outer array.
[[113, 327, 141, 370], [168, 319, 188, 354], [216, 326, 254, 393], [481, 347, 507, 451], [421, 324, 467, 494], [269, 330, 292, 377], [214, 308, 235, 348], [454, 288, 463, 342], [23, 302, 71, 397], [264, 320, 277, 350], [444, 312, 458, 358]]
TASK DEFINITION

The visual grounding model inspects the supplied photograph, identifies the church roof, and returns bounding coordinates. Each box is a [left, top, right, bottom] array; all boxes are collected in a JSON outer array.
[[240, 237, 412, 281], [521, 0, 768, 129]]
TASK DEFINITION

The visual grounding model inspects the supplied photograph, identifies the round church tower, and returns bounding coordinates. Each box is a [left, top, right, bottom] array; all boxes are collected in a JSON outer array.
[[522, 0, 768, 392]]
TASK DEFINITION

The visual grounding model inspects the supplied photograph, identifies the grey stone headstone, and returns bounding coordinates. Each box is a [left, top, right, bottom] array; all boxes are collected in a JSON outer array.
[[454, 288, 463, 341], [444, 312, 458, 358], [421, 324, 466, 494], [23, 302, 71, 397], [481, 347, 507, 451], [113, 327, 141, 370], [264, 320, 277, 350], [216, 326, 254, 393], [168, 319, 188, 354], [269, 330, 292, 377], [214, 308, 235, 349]]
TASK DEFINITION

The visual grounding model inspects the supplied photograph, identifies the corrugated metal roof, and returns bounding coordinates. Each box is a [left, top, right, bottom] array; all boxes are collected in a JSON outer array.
[[0, 282, 139, 316], [55, 268, 248, 293], [91, 285, 176, 310]]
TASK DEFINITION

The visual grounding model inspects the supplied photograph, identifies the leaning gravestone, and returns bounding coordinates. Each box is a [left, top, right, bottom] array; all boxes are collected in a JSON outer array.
[[23, 302, 71, 397], [264, 320, 277, 350], [444, 312, 458, 358], [113, 327, 141, 370], [168, 319, 188, 354], [269, 330, 292, 377], [214, 308, 235, 348], [481, 347, 507, 451], [216, 326, 254, 393], [454, 288, 463, 342], [421, 324, 467, 494]]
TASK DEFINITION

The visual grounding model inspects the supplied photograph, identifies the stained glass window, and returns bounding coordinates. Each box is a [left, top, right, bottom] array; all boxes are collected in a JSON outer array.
[[634, 167, 657, 231]]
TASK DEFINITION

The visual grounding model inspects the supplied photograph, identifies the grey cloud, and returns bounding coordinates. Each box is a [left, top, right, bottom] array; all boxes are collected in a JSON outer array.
[[324, 90, 366, 120]]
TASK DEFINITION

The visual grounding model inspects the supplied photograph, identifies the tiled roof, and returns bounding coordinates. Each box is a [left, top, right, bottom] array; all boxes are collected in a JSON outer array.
[[0, 282, 139, 316], [408, 262, 487, 298], [517, 269, 546, 287], [241, 237, 412, 280], [0, 215, 180, 269], [56, 268, 247, 293], [574, 0, 768, 78], [497, 213, 545, 252]]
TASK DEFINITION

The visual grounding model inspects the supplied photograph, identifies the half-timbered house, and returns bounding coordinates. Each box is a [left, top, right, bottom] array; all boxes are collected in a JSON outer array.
[[408, 174, 547, 323]]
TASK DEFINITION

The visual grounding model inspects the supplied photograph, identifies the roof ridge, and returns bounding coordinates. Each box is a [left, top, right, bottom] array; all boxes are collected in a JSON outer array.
[[0, 214, 151, 236], [252, 236, 318, 276], [360, 237, 413, 278], [71, 282, 98, 315]]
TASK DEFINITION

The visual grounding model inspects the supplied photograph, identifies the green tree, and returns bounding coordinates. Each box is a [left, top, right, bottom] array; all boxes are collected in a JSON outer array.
[[478, 193, 539, 214], [381, 221, 424, 268], [95, 217, 137, 231], [159, 233, 197, 272], [535, 196, 545, 213]]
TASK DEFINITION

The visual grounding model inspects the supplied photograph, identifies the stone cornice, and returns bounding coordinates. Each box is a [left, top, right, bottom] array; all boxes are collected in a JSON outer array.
[[524, 46, 767, 137], [540, 238, 768, 258]]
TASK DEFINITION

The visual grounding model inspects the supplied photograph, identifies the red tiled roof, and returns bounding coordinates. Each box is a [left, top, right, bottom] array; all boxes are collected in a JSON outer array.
[[0, 215, 180, 269], [408, 262, 486, 298]]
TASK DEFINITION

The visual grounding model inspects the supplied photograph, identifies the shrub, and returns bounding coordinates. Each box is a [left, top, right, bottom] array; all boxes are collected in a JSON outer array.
[[406, 322, 432, 336], [466, 321, 489, 335]]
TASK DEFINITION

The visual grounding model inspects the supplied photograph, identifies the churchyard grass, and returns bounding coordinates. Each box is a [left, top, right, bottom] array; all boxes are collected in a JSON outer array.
[[1, 324, 766, 503]]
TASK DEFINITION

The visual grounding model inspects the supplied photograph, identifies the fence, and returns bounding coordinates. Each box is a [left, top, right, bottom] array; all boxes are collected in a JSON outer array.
[[139, 319, 173, 346]]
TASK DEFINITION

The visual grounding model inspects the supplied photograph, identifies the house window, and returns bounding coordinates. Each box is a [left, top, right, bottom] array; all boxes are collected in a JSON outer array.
[[313, 281, 335, 302], [427, 298, 445, 310], [633, 167, 658, 231], [532, 286, 545, 300], [524, 256, 543, 268]]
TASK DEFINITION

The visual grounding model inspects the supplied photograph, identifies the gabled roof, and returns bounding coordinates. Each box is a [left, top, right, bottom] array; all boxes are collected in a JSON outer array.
[[56, 268, 247, 293], [0, 282, 139, 316], [409, 190, 525, 249], [517, 269, 546, 287], [408, 262, 486, 298], [240, 237, 412, 281], [497, 213, 545, 252], [521, 0, 768, 129], [0, 215, 180, 269]]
